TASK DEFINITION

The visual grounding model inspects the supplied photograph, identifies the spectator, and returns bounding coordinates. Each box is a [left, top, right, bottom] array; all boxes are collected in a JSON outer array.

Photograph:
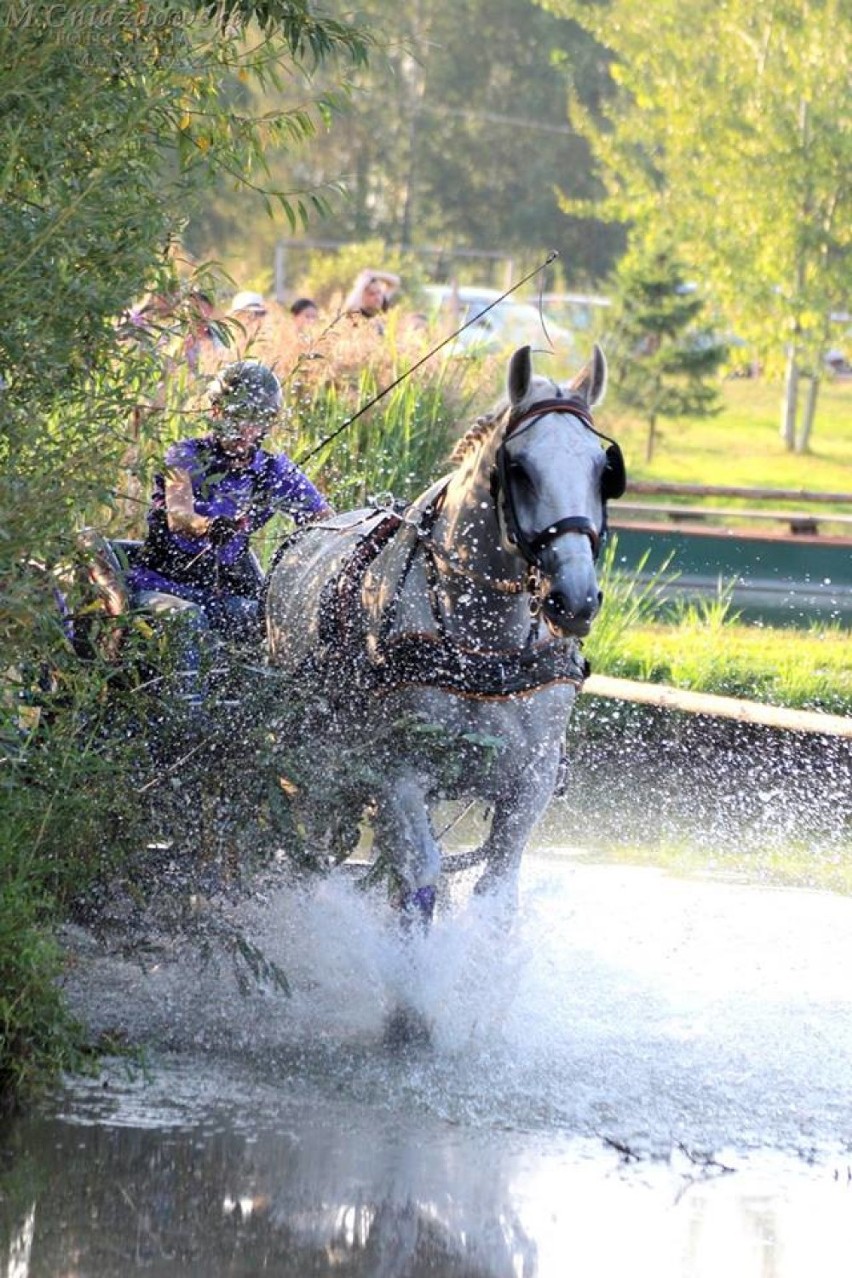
[[230, 289, 269, 320], [228, 289, 273, 358], [342, 269, 401, 326], [290, 297, 319, 329]]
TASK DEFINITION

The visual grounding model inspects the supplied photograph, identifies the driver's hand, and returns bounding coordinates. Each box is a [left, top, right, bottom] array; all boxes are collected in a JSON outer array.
[[206, 515, 244, 545]]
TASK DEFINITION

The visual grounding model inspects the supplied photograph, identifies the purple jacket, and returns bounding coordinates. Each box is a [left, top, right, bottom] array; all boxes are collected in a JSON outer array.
[[128, 435, 326, 597]]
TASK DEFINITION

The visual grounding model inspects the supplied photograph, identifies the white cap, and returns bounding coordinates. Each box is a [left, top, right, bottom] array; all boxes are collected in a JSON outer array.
[[230, 290, 268, 316]]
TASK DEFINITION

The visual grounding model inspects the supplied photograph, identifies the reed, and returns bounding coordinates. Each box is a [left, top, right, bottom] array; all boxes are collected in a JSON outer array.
[[582, 538, 674, 672]]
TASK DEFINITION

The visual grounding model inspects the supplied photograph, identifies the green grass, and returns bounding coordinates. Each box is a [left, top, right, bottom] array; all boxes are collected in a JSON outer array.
[[603, 616, 852, 714], [584, 543, 852, 713], [599, 376, 852, 495]]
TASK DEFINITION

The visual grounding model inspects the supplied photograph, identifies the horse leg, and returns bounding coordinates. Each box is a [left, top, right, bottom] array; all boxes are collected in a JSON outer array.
[[372, 770, 442, 1050], [373, 770, 442, 925], [472, 778, 556, 910]]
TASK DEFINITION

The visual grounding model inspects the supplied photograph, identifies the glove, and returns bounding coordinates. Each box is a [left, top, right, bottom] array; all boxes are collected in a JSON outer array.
[[206, 515, 243, 546]]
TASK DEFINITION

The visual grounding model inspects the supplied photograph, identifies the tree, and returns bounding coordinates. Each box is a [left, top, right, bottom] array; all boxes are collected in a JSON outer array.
[[537, 0, 852, 452], [185, 0, 623, 286], [0, 0, 369, 1107], [608, 239, 727, 461], [1, 0, 369, 601]]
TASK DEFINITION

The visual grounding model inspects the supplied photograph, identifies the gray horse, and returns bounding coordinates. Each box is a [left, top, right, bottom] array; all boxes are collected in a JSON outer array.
[[267, 344, 625, 918]]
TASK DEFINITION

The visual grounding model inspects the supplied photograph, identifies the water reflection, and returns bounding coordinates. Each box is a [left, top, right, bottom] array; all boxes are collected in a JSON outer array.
[[7, 856, 852, 1276], [2, 1067, 851, 1278], [2, 1091, 537, 1278]]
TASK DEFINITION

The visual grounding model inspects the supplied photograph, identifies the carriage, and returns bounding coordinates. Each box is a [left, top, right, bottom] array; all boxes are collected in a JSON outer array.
[[63, 344, 625, 922]]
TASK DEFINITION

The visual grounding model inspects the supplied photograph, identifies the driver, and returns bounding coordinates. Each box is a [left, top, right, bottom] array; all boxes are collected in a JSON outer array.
[[127, 360, 333, 698]]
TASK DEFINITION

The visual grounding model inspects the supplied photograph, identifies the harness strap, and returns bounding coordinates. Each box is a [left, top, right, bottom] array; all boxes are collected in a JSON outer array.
[[527, 515, 600, 559], [422, 539, 528, 595], [318, 509, 406, 652], [373, 483, 450, 652], [505, 396, 596, 439], [372, 632, 588, 700]]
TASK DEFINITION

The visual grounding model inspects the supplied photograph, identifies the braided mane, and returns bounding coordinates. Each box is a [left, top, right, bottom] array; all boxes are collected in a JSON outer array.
[[449, 412, 501, 464], [449, 372, 572, 466]]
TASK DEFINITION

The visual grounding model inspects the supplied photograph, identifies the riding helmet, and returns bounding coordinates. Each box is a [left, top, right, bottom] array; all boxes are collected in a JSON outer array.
[[207, 360, 283, 428]]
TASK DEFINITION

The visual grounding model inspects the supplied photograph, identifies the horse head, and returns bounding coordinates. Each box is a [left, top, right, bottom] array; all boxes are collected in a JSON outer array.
[[494, 344, 625, 637]]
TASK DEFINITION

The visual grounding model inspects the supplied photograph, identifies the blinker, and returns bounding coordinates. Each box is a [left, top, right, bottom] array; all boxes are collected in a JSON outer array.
[[602, 441, 626, 501], [492, 405, 627, 568]]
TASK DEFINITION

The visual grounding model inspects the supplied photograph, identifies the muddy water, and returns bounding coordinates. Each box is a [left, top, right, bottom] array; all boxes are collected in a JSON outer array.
[[4, 853, 852, 1276]]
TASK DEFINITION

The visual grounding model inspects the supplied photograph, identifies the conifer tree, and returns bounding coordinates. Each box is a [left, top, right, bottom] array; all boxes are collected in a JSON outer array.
[[608, 241, 727, 462]]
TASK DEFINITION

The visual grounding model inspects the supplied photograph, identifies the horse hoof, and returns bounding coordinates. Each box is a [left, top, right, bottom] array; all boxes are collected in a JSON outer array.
[[383, 1006, 432, 1052], [399, 885, 436, 930]]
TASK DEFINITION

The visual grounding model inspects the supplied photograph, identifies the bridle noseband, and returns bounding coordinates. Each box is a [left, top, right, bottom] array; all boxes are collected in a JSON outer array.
[[492, 396, 626, 570]]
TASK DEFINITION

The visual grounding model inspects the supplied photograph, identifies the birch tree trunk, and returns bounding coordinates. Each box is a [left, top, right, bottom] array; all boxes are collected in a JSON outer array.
[[796, 374, 820, 454], [645, 412, 657, 462], [780, 346, 799, 451]]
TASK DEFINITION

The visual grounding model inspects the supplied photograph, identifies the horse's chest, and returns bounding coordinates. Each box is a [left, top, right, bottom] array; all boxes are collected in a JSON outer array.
[[375, 682, 576, 794]]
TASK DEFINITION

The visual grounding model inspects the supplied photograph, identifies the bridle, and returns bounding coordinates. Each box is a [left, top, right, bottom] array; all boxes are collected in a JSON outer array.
[[491, 396, 626, 570]]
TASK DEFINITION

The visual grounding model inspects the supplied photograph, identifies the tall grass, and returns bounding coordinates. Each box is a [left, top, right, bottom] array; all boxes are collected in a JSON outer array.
[[582, 537, 675, 671], [640, 587, 742, 693], [284, 363, 466, 512]]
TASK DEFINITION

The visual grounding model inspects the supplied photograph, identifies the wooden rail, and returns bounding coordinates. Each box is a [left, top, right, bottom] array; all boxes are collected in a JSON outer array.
[[628, 481, 852, 504], [584, 674, 852, 738], [615, 482, 852, 536], [614, 502, 852, 535]]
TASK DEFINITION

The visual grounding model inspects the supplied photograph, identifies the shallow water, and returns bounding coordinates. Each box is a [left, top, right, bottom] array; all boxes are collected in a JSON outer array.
[[4, 853, 852, 1276]]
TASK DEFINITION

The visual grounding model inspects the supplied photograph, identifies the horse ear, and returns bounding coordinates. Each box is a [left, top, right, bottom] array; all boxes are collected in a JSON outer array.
[[507, 345, 532, 405], [568, 343, 608, 407]]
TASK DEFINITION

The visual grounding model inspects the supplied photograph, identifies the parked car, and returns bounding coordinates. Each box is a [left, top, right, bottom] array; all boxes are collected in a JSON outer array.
[[421, 285, 577, 355], [540, 292, 612, 334]]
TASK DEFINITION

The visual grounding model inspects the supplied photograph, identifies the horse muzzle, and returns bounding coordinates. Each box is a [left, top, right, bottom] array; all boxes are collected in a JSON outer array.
[[541, 581, 602, 637]]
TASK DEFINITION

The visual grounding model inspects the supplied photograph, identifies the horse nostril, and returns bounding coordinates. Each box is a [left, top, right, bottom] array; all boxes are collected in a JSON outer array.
[[547, 590, 596, 621], [597, 590, 604, 606]]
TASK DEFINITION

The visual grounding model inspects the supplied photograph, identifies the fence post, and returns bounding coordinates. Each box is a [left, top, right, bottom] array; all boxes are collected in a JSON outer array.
[[274, 243, 287, 303]]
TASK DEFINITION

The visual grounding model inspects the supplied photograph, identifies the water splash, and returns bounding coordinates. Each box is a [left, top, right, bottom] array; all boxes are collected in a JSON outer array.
[[62, 852, 852, 1159]]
